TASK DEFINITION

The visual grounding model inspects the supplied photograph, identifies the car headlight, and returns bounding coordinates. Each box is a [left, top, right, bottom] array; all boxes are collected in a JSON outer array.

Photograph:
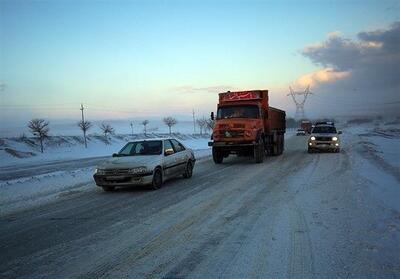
[[95, 168, 106, 175], [310, 136, 316, 141], [332, 137, 338, 141], [128, 166, 148, 174]]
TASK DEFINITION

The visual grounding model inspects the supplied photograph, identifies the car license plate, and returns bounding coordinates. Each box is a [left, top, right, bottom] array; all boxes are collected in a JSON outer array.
[[106, 176, 125, 181]]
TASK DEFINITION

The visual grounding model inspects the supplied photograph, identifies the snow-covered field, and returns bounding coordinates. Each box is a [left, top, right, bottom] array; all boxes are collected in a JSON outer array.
[[0, 133, 211, 167]]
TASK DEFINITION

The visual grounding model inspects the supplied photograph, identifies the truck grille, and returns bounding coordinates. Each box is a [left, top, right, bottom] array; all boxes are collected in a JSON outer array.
[[316, 136, 332, 141], [219, 130, 244, 138]]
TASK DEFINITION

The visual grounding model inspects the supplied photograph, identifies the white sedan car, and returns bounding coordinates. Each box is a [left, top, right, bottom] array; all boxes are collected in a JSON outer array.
[[93, 138, 196, 191]]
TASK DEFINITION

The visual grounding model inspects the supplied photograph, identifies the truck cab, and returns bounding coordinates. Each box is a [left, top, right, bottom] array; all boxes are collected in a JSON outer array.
[[209, 90, 285, 164]]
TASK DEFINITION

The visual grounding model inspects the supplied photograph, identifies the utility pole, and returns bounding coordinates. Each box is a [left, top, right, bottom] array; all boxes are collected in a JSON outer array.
[[80, 103, 85, 123], [130, 121, 134, 136], [80, 103, 87, 148], [192, 109, 196, 134]]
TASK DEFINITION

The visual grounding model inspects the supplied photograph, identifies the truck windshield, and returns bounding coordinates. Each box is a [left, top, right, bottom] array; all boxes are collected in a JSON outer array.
[[117, 140, 162, 156], [312, 126, 337, 134], [217, 105, 259, 119]]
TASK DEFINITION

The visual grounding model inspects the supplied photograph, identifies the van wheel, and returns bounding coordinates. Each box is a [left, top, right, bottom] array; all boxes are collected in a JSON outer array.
[[151, 168, 163, 190], [183, 161, 193, 178], [102, 186, 115, 192]]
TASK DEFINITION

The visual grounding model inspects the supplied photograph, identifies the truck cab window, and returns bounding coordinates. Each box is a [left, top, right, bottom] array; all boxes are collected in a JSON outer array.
[[217, 105, 260, 119]]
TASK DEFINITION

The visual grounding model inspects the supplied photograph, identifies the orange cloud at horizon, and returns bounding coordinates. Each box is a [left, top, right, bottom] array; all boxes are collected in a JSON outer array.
[[295, 68, 350, 88]]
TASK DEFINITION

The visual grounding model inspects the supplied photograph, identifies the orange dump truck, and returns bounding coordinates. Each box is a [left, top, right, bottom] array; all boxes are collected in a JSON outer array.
[[208, 90, 286, 164], [301, 120, 312, 134]]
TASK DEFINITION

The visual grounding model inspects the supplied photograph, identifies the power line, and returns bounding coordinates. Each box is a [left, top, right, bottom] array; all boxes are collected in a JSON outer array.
[[287, 85, 313, 119]]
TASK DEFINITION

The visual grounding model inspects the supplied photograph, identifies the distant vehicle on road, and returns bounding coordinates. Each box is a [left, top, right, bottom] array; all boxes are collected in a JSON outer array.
[[308, 125, 342, 153], [93, 138, 196, 191], [300, 120, 312, 134], [296, 128, 306, 136], [208, 90, 286, 164]]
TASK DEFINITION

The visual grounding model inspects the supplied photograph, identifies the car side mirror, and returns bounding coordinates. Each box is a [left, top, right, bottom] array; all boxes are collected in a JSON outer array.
[[338, 131, 342, 134], [210, 111, 214, 120], [164, 148, 174, 156], [112, 153, 118, 157]]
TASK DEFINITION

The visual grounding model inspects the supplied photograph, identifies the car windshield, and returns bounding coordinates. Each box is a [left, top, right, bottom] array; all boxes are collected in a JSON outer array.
[[312, 126, 337, 134], [117, 140, 162, 156], [217, 105, 259, 119]]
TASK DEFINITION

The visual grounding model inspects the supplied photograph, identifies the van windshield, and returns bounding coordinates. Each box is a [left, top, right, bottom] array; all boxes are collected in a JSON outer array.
[[217, 105, 259, 119], [312, 126, 337, 134]]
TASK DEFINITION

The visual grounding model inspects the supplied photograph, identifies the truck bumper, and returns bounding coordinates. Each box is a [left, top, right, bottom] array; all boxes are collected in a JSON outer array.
[[210, 141, 256, 147]]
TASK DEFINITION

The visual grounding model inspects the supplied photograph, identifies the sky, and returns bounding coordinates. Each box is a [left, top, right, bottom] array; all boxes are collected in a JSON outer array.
[[0, 0, 399, 134]]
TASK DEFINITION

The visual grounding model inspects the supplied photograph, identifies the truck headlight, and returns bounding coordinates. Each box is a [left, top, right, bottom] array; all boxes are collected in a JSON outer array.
[[128, 166, 148, 174], [332, 137, 338, 141], [95, 169, 106, 175], [310, 136, 316, 141]]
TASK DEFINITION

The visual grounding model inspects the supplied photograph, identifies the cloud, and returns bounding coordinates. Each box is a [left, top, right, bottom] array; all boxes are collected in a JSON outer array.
[[296, 21, 400, 116], [174, 85, 236, 94], [295, 68, 350, 88]]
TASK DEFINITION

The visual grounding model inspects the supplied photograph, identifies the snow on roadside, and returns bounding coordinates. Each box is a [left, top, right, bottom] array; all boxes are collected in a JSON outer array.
[[0, 133, 211, 167], [343, 123, 400, 211]]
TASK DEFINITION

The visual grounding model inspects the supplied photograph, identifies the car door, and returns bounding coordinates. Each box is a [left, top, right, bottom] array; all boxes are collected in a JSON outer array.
[[163, 139, 180, 177], [170, 139, 188, 173]]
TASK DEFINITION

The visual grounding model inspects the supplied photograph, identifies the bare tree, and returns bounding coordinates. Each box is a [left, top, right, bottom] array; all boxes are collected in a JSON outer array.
[[99, 123, 115, 144], [205, 118, 215, 133], [196, 118, 207, 135], [142, 120, 149, 136], [27, 118, 50, 153], [163, 116, 178, 134], [78, 120, 92, 148]]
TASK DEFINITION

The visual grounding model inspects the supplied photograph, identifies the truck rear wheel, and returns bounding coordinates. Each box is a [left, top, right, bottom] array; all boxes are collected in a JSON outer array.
[[212, 147, 223, 164]]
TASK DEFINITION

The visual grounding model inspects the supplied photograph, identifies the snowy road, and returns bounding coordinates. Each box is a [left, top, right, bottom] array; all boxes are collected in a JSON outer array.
[[0, 156, 109, 181], [0, 135, 399, 278]]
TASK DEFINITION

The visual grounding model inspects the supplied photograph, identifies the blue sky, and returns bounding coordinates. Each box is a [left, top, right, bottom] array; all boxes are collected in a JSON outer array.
[[0, 0, 399, 126]]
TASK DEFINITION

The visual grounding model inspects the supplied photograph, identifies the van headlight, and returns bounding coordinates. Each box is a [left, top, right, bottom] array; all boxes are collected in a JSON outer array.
[[128, 166, 148, 174], [310, 136, 316, 141], [332, 137, 338, 141], [95, 169, 106, 175]]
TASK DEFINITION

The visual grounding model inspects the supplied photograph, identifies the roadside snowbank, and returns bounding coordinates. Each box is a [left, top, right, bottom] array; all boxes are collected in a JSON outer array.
[[0, 133, 210, 167]]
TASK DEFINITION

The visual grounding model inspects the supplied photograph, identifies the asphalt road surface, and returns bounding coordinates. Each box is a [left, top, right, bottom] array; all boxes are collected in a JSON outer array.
[[0, 136, 399, 278]]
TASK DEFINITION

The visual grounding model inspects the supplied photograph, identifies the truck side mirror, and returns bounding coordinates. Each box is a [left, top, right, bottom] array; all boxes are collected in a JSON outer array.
[[210, 112, 214, 120], [338, 130, 342, 134], [112, 153, 118, 157]]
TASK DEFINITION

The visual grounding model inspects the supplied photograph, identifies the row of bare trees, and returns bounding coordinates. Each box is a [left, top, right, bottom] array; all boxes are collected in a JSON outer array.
[[27, 115, 212, 153], [27, 118, 176, 150], [196, 117, 214, 135]]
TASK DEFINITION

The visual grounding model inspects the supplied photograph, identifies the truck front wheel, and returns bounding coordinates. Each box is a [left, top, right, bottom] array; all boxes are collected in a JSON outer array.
[[254, 141, 264, 163], [212, 147, 223, 164]]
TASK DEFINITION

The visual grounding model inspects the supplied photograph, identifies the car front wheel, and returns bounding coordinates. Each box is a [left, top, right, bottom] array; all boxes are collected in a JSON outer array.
[[151, 168, 163, 190]]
